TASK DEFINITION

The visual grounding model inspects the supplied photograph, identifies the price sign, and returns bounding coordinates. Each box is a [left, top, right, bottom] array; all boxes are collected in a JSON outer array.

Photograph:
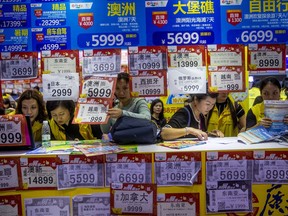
[[206, 180, 252, 213], [111, 183, 157, 216], [208, 66, 245, 92], [105, 153, 152, 187], [80, 76, 116, 100], [248, 44, 286, 73], [82, 49, 121, 76], [72, 194, 110, 216], [130, 70, 167, 97], [42, 73, 79, 101], [207, 44, 244, 67], [157, 193, 199, 216], [57, 155, 104, 190], [0, 157, 21, 190], [0, 195, 22, 216], [0, 52, 38, 80], [25, 197, 70, 216], [128, 46, 167, 71], [73, 99, 109, 124], [20, 157, 57, 189], [168, 45, 205, 67], [167, 67, 206, 94], [206, 160, 252, 181], [0, 115, 26, 146]]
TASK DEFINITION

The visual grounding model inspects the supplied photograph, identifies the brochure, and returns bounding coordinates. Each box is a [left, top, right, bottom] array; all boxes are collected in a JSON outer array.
[[237, 126, 280, 144], [158, 140, 206, 149], [264, 100, 288, 135]]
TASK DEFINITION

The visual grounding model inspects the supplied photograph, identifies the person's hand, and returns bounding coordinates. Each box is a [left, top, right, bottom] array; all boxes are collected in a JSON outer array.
[[102, 134, 110, 142], [208, 130, 224, 138], [259, 117, 272, 128], [283, 115, 288, 124], [107, 108, 123, 119], [186, 127, 208, 141]]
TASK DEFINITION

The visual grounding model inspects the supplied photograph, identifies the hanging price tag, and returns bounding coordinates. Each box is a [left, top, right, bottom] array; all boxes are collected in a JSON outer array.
[[111, 183, 157, 216], [248, 44, 286, 72], [130, 70, 167, 97], [168, 45, 205, 67], [57, 155, 104, 190], [0, 52, 38, 80], [73, 99, 110, 124], [168, 67, 206, 94], [128, 46, 167, 71], [80, 76, 116, 100], [0, 157, 21, 190], [20, 157, 57, 189], [105, 153, 152, 187], [82, 49, 121, 76], [0, 115, 26, 146], [0, 195, 22, 216], [41, 50, 80, 73], [42, 73, 79, 101]]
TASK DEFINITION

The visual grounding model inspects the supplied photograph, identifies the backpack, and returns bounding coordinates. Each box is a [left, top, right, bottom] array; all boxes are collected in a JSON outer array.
[[110, 116, 158, 145]]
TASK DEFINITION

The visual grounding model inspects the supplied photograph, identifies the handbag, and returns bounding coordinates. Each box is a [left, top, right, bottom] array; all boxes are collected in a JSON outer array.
[[110, 116, 158, 145]]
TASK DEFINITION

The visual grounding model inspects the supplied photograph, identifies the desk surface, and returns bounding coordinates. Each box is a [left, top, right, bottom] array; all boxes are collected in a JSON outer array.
[[0, 137, 287, 156]]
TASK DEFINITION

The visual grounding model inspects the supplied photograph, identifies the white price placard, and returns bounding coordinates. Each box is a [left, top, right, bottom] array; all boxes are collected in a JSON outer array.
[[168, 67, 206, 94], [129, 53, 166, 71], [0, 58, 38, 80], [74, 102, 109, 124], [42, 73, 79, 101], [155, 161, 201, 186], [169, 52, 203, 68], [250, 51, 283, 70], [0, 121, 22, 145], [254, 160, 288, 183], [57, 163, 102, 189], [82, 55, 119, 75], [43, 57, 77, 73], [72, 193, 110, 216], [158, 202, 196, 216], [209, 71, 243, 91], [81, 77, 116, 99], [25, 197, 70, 216], [209, 51, 242, 66], [0, 163, 19, 189], [106, 163, 150, 186], [206, 160, 252, 181]]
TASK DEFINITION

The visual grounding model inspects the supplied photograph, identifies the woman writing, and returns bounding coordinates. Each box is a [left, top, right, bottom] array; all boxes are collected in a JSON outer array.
[[46, 100, 95, 140], [15, 89, 47, 142], [161, 91, 223, 141]]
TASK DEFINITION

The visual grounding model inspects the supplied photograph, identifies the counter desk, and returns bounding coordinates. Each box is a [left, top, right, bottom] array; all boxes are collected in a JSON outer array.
[[0, 137, 287, 216]]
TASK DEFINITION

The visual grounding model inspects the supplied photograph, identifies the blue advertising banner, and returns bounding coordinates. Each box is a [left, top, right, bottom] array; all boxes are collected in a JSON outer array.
[[145, 0, 221, 46], [0, 28, 31, 51], [221, 0, 288, 44], [0, 3, 31, 28], [30, 2, 68, 27], [31, 26, 70, 51], [67, 1, 146, 49]]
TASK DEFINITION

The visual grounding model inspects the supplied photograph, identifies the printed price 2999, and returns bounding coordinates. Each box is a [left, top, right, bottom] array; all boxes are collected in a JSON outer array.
[[51, 89, 72, 97]]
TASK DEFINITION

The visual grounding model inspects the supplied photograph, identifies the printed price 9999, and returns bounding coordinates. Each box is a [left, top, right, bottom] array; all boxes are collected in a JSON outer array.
[[220, 170, 246, 180], [0, 132, 22, 143], [88, 88, 112, 98], [118, 173, 144, 183], [51, 89, 72, 97], [265, 169, 288, 180], [125, 206, 143, 213]]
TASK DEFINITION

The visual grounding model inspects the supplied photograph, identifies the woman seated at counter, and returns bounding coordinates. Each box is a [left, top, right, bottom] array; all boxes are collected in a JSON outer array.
[[15, 89, 48, 142], [246, 76, 288, 130], [161, 91, 224, 141], [46, 100, 95, 140], [101, 72, 151, 141]]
